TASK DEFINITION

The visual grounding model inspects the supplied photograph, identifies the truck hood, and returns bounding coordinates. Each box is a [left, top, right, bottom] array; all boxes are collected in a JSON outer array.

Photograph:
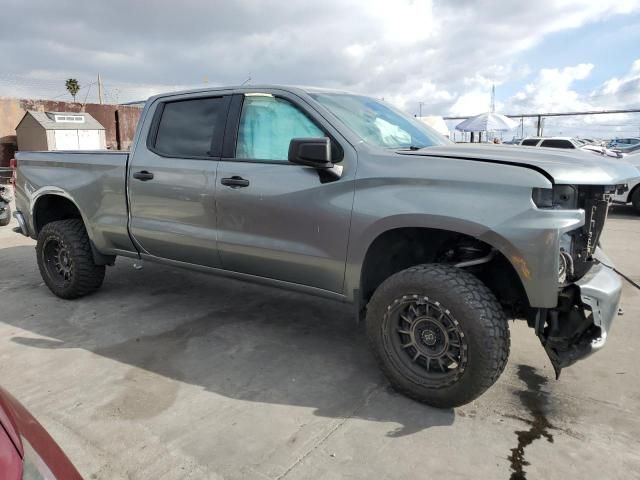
[[402, 144, 640, 185], [624, 152, 640, 169]]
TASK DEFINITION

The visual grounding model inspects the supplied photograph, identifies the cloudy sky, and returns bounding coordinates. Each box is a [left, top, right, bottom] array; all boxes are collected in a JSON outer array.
[[2, 0, 640, 138]]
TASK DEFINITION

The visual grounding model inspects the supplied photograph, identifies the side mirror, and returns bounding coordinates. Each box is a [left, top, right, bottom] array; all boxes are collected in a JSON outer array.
[[288, 138, 333, 168]]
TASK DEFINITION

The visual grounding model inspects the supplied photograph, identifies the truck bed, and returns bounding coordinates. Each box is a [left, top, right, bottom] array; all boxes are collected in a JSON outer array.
[[13, 150, 135, 255]]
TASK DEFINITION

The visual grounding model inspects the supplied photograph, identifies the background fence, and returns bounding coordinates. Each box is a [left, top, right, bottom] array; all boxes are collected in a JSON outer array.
[[445, 109, 640, 142], [0, 98, 143, 174]]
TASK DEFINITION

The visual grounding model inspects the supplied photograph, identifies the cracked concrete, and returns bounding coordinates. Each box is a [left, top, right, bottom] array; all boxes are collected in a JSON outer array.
[[0, 204, 639, 479]]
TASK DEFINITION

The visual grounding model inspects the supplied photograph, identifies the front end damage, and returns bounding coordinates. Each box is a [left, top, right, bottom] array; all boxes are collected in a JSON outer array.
[[534, 251, 622, 378], [532, 185, 625, 378]]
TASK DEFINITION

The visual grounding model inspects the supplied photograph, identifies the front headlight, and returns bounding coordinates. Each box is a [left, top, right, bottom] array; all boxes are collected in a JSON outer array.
[[532, 185, 578, 209], [532, 187, 553, 208]]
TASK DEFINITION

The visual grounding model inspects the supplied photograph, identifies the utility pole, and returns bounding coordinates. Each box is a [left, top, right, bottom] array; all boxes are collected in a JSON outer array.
[[418, 102, 424, 117], [97, 73, 104, 104], [490, 84, 495, 113]]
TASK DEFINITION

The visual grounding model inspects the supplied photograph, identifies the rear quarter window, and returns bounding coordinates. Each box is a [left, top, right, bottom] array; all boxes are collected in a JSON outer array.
[[521, 139, 539, 146], [540, 139, 574, 149]]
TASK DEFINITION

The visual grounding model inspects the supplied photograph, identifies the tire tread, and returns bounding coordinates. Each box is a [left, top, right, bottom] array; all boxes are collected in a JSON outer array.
[[366, 264, 510, 407], [36, 219, 105, 299]]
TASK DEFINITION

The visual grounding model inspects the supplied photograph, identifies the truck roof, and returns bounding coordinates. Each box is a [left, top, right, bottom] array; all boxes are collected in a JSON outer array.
[[145, 84, 353, 102]]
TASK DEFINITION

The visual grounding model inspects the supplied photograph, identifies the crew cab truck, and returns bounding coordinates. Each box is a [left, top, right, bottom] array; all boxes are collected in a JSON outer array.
[[12, 86, 638, 407]]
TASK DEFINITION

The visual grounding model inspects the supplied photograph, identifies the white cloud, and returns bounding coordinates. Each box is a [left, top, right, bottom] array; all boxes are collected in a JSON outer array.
[[506, 64, 594, 113], [498, 60, 640, 139], [0, 0, 639, 140]]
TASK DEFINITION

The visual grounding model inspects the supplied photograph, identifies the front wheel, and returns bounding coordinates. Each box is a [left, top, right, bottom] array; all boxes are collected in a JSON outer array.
[[0, 204, 10, 227], [366, 264, 510, 408], [36, 219, 105, 299], [631, 188, 640, 214]]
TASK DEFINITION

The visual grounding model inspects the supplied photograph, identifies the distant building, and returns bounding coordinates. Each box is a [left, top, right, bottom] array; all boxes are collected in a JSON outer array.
[[16, 111, 106, 151]]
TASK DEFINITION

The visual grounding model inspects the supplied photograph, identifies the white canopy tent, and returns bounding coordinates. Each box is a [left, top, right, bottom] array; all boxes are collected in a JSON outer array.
[[455, 112, 517, 142]]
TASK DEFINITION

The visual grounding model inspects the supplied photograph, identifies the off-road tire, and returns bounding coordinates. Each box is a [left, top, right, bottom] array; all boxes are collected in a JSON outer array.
[[631, 188, 640, 214], [366, 264, 510, 408], [36, 219, 105, 299]]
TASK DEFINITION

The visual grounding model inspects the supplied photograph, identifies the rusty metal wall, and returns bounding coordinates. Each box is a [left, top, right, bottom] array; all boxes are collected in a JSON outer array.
[[0, 97, 142, 170]]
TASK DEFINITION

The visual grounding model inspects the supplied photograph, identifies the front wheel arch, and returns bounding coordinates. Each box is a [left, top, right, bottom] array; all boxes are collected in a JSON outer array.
[[356, 226, 529, 317]]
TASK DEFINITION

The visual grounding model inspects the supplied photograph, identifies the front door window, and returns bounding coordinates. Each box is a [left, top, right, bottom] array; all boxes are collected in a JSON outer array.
[[236, 95, 325, 162]]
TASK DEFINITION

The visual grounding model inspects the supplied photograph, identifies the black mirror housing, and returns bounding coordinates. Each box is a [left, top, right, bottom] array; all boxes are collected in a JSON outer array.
[[288, 138, 332, 168]]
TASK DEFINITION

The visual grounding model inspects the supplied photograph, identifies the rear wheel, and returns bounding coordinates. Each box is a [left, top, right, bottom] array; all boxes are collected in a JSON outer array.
[[36, 219, 105, 299], [366, 264, 510, 408]]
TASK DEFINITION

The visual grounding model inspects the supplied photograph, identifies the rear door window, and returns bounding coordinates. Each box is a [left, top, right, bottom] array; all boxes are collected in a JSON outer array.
[[521, 139, 539, 146], [153, 97, 229, 158], [540, 139, 574, 149]]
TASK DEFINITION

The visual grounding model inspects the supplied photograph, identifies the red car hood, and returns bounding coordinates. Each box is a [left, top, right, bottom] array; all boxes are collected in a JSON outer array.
[[0, 386, 82, 479]]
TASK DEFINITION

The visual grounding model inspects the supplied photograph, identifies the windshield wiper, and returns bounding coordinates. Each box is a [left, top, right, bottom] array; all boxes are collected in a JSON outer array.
[[395, 145, 427, 151]]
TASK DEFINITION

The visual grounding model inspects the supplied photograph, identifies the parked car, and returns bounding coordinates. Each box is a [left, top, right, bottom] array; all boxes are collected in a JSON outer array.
[[520, 136, 623, 158], [519, 136, 581, 148], [0, 386, 82, 479], [612, 153, 640, 213], [577, 137, 599, 145], [608, 137, 640, 149], [580, 143, 626, 158], [502, 137, 523, 145], [0, 185, 11, 227], [12, 86, 638, 407], [612, 143, 640, 155]]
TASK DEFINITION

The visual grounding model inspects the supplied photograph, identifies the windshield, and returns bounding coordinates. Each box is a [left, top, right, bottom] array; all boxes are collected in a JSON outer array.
[[309, 93, 450, 149]]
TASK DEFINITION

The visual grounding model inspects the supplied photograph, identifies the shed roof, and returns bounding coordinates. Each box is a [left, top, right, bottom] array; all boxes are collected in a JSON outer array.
[[18, 110, 105, 131]]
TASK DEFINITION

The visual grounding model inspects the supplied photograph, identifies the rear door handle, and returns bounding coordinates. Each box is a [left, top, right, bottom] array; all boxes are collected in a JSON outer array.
[[221, 176, 250, 188], [133, 170, 154, 181]]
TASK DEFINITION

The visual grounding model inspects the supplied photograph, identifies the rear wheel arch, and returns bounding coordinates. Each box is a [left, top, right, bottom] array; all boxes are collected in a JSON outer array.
[[32, 194, 84, 236], [32, 194, 114, 266]]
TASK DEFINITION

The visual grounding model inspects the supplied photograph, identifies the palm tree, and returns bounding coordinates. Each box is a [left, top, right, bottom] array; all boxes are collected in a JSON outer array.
[[65, 79, 80, 102]]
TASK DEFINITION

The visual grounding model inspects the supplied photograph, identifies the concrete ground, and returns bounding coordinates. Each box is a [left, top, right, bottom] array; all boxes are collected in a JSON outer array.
[[1, 205, 640, 480]]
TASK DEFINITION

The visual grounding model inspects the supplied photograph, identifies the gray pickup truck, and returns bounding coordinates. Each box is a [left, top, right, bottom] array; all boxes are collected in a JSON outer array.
[[12, 86, 638, 407]]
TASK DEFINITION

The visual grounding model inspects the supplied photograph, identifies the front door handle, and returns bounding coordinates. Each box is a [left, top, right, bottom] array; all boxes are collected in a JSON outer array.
[[221, 176, 250, 188], [133, 170, 154, 181]]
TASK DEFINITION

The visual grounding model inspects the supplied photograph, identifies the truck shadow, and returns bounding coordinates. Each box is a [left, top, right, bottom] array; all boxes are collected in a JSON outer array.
[[1, 245, 454, 437]]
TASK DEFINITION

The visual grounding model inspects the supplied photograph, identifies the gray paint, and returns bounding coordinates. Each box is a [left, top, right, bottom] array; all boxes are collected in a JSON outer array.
[[14, 151, 133, 254], [13, 85, 639, 312]]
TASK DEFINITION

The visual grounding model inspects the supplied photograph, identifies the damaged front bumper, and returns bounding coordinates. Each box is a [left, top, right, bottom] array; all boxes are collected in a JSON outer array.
[[540, 248, 623, 378]]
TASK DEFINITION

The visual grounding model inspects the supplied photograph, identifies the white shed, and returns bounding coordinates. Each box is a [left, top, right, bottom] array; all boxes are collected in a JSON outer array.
[[16, 111, 106, 151]]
